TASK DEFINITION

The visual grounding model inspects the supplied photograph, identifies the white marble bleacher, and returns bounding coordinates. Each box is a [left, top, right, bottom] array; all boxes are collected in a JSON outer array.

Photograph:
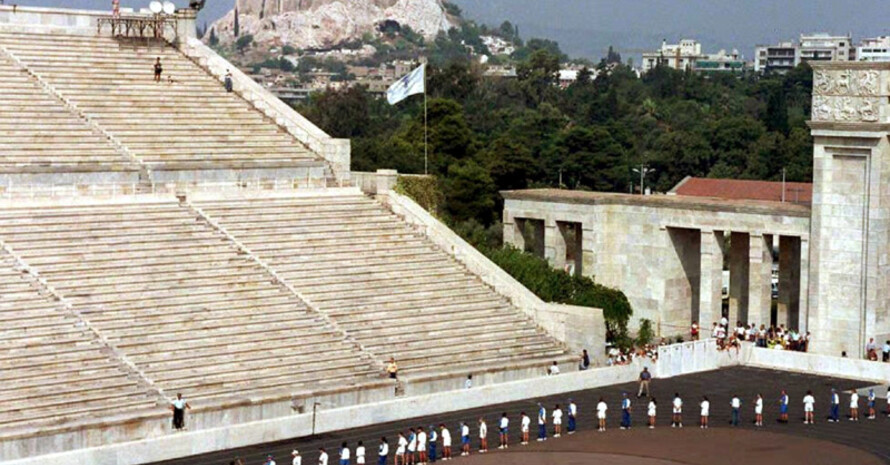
[[0, 199, 383, 406], [0, 252, 158, 432], [193, 193, 573, 379], [0, 33, 323, 171], [0, 52, 136, 173]]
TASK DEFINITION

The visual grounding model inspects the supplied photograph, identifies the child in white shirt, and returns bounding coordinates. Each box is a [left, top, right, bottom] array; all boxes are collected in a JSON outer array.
[[803, 390, 816, 424], [672, 393, 683, 428]]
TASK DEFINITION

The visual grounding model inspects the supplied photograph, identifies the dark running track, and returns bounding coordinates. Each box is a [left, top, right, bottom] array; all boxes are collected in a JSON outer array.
[[152, 366, 890, 465]]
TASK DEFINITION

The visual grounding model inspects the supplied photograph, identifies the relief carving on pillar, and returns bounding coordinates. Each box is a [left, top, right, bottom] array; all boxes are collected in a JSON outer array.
[[813, 69, 881, 97], [812, 95, 882, 122], [812, 69, 884, 122]]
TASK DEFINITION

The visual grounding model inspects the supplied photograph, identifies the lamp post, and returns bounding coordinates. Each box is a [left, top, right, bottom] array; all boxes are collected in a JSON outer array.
[[632, 164, 655, 195]]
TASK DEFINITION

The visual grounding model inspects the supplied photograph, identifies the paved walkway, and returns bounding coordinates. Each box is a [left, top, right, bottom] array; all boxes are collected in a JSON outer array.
[[152, 366, 889, 465]]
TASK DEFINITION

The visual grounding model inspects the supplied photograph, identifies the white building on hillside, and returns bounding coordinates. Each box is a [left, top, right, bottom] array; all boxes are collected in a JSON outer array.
[[754, 42, 799, 74], [755, 34, 854, 74], [642, 40, 747, 73], [799, 33, 854, 62], [481, 35, 515, 57], [857, 36, 890, 62], [642, 39, 704, 72]]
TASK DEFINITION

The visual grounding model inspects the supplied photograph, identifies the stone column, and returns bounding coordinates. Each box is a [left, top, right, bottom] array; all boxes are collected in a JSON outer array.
[[748, 234, 774, 327], [545, 219, 566, 269], [728, 232, 750, 325], [529, 219, 546, 258], [699, 230, 724, 331], [375, 169, 398, 194], [778, 236, 802, 328], [798, 238, 810, 333], [503, 216, 526, 251], [566, 222, 583, 276], [173, 8, 198, 43], [581, 223, 596, 278]]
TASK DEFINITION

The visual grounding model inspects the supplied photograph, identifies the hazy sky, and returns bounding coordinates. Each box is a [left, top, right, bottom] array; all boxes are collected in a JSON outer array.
[[11, 0, 890, 60], [450, 0, 890, 61]]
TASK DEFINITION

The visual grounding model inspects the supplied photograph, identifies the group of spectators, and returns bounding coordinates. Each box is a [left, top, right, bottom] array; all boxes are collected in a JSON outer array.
[[604, 340, 666, 366], [690, 318, 810, 352], [864, 337, 890, 361]]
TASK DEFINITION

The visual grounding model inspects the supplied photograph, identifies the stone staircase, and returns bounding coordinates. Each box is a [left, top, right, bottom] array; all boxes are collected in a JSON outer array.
[[0, 250, 159, 432], [193, 192, 573, 379], [0, 33, 328, 174], [0, 199, 384, 411], [0, 49, 138, 174]]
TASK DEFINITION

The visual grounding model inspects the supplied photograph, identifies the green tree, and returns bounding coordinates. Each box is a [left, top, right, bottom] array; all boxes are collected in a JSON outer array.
[[305, 86, 371, 138], [235, 34, 253, 54], [208, 27, 218, 46], [233, 6, 239, 37], [548, 126, 627, 191], [486, 136, 540, 191], [604, 45, 622, 64], [513, 38, 566, 62], [650, 131, 713, 190], [428, 98, 476, 173], [764, 82, 790, 135], [443, 160, 496, 224], [517, 49, 561, 105]]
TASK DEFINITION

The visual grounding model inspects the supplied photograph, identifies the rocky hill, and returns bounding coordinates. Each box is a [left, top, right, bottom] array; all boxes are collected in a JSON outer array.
[[207, 0, 456, 50]]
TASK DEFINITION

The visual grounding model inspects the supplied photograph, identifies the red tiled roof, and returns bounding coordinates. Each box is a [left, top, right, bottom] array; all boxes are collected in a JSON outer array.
[[670, 177, 812, 205]]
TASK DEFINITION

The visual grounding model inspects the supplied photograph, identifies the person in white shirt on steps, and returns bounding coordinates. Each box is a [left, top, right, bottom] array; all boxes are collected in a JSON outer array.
[[416, 427, 427, 464], [460, 422, 470, 456], [803, 390, 816, 424], [478, 418, 488, 453], [850, 389, 860, 421], [730, 395, 741, 426], [520, 412, 530, 445], [292, 450, 301, 465], [647, 397, 657, 429], [355, 442, 365, 465], [339, 443, 350, 465], [498, 413, 509, 449], [552, 404, 563, 437], [672, 393, 683, 428], [439, 424, 452, 461], [700, 396, 710, 429], [596, 397, 608, 432], [395, 433, 407, 465], [754, 394, 764, 427]]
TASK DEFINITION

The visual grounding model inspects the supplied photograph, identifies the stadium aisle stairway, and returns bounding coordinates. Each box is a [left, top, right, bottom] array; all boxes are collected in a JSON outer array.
[[0, 33, 325, 171], [0, 51, 137, 173], [0, 199, 383, 412], [0, 251, 159, 431], [193, 192, 574, 379]]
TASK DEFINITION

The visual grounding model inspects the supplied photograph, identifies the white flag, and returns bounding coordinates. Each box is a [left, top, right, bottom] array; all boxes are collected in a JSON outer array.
[[386, 64, 425, 105]]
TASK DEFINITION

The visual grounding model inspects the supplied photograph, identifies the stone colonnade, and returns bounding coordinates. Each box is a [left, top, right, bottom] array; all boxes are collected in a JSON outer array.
[[502, 193, 811, 338]]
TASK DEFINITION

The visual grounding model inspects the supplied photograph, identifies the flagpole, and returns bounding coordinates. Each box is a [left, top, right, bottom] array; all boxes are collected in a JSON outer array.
[[423, 62, 428, 175]]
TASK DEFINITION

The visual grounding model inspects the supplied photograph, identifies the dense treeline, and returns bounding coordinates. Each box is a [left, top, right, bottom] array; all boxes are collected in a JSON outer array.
[[299, 39, 814, 229]]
